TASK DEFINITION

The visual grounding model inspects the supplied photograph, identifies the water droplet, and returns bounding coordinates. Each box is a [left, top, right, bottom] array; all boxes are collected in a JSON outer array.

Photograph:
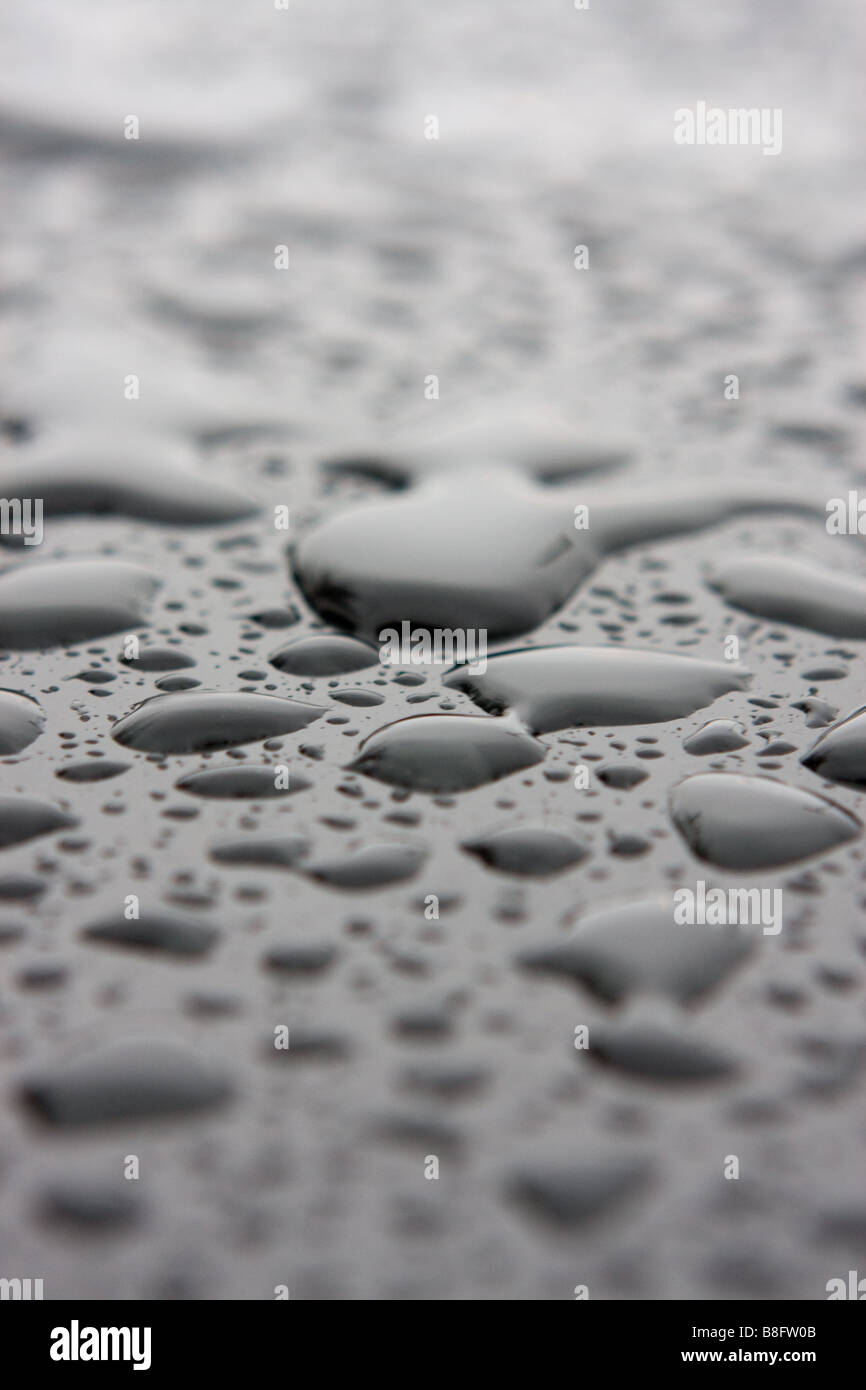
[[519, 896, 753, 1004], [307, 842, 426, 889], [508, 1155, 651, 1227], [210, 836, 309, 868], [347, 713, 545, 791], [20, 1039, 232, 1125], [710, 555, 866, 638], [591, 1020, 738, 1082], [446, 645, 749, 733], [0, 448, 257, 527], [269, 635, 379, 676], [0, 689, 44, 753], [684, 719, 750, 756], [0, 560, 160, 647], [177, 764, 310, 798], [295, 463, 810, 642], [112, 690, 324, 753], [802, 707, 866, 787], [264, 943, 338, 975], [670, 773, 860, 869], [56, 759, 130, 783], [596, 764, 649, 789], [462, 825, 588, 876], [120, 647, 196, 672], [0, 796, 77, 849], [83, 911, 219, 957]]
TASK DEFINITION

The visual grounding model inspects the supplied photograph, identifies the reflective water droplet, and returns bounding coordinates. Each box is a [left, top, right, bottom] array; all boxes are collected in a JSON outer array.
[[520, 896, 753, 1004], [269, 634, 379, 676], [591, 1020, 738, 1082], [446, 645, 749, 733], [684, 719, 750, 756], [0, 448, 257, 527], [0, 689, 44, 753], [177, 764, 310, 798], [210, 836, 309, 868], [462, 825, 588, 876], [802, 707, 866, 787], [508, 1155, 651, 1227], [83, 912, 219, 957], [307, 842, 426, 889], [596, 764, 649, 789], [711, 555, 866, 638], [264, 943, 338, 975], [670, 773, 860, 869], [0, 560, 159, 648], [295, 463, 810, 642], [112, 691, 324, 753], [56, 759, 130, 783], [21, 1039, 232, 1125], [120, 647, 196, 672], [0, 796, 77, 849], [348, 714, 545, 791]]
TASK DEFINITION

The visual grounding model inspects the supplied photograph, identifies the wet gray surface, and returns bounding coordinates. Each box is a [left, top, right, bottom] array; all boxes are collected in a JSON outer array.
[[1, 0, 865, 1299]]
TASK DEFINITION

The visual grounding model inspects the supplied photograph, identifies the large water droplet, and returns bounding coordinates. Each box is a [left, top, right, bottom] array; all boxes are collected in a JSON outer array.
[[112, 690, 324, 753], [0, 448, 257, 529], [83, 911, 219, 957], [710, 555, 866, 638], [0, 560, 160, 648], [802, 707, 866, 787], [446, 645, 749, 733], [670, 773, 860, 869], [462, 825, 588, 876], [347, 713, 546, 791], [520, 896, 754, 1004], [21, 1039, 232, 1125], [295, 463, 814, 642], [591, 1020, 738, 1082], [0, 796, 77, 849]]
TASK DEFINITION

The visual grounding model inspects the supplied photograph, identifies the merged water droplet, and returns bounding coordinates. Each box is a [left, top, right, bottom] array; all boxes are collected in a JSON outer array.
[[347, 714, 546, 791], [446, 646, 749, 733], [0, 689, 44, 753], [519, 896, 754, 1004], [112, 691, 324, 754], [0, 796, 77, 849], [0, 560, 160, 648], [802, 707, 866, 787], [670, 773, 860, 869], [710, 555, 866, 638], [295, 460, 815, 642], [462, 825, 589, 876], [20, 1039, 232, 1125]]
